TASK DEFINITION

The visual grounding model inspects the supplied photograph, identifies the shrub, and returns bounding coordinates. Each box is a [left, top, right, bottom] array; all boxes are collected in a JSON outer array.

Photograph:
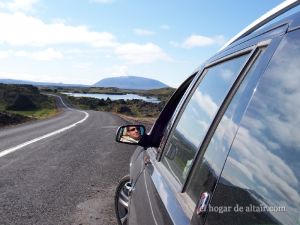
[[116, 106, 133, 115], [6, 94, 37, 111]]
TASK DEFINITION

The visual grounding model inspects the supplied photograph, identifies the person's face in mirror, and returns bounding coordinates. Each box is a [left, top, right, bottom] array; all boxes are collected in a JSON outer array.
[[127, 126, 141, 141]]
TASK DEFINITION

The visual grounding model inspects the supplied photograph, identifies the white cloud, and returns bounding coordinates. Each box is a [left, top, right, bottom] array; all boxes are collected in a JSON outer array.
[[193, 89, 218, 118], [182, 34, 225, 48], [16, 48, 63, 61], [0, 70, 93, 84], [94, 65, 130, 84], [32, 48, 63, 61], [0, 71, 46, 81], [0, 51, 10, 59], [75, 62, 93, 70], [0, 12, 173, 66], [110, 65, 129, 76], [51, 18, 68, 24], [220, 68, 234, 82], [0, 0, 39, 13], [15, 50, 28, 57], [133, 28, 154, 36], [115, 43, 172, 64], [0, 12, 118, 48], [65, 49, 84, 54]]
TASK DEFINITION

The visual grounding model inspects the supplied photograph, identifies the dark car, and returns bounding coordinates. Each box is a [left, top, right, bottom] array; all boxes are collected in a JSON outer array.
[[114, 1, 300, 225]]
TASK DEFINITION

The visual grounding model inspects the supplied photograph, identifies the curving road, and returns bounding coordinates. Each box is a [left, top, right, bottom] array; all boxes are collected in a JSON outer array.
[[0, 96, 138, 225]]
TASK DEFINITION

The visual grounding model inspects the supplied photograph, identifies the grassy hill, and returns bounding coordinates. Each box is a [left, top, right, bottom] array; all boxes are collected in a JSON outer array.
[[0, 83, 58, 127]]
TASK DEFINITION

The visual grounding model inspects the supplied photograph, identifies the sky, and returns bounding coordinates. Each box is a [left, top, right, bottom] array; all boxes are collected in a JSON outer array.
[[0, 0, 285, 88]]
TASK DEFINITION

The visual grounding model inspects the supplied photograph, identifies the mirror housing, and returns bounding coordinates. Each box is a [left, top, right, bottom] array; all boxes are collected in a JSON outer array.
[[116, 125, 146, 145]]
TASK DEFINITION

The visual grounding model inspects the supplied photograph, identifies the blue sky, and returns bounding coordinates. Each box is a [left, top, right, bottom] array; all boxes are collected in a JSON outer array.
[[0, 0, 284, 87]]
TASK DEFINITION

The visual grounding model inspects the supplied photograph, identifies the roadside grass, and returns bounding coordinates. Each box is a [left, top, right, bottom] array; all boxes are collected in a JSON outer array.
[[0, 85, 61, 127], [1, 96, 58, 120], [8, 108, 58, 119], [114, 113, 157, 129]]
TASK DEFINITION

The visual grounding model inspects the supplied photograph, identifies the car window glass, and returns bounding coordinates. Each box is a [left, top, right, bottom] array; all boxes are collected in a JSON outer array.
[[156, 74, 198, 153], [186, 49, 265, 203], [207, 30, 300, 225], [162, 53, 250, 184]]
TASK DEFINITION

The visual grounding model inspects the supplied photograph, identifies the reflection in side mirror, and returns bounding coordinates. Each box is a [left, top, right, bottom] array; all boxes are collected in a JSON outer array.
[[116, 125, 146, 145]]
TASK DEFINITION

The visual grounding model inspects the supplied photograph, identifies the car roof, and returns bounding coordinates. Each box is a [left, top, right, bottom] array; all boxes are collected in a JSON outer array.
[[221, 0, 300, 50]]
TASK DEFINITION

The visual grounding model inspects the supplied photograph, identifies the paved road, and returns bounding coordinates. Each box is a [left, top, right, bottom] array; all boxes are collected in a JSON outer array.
[[0, 96, 137, 225]]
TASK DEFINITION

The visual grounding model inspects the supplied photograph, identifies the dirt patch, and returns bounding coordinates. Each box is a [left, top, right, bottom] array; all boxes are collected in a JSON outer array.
[[72, 186, 117, 225], [114, 113, 156, 131]]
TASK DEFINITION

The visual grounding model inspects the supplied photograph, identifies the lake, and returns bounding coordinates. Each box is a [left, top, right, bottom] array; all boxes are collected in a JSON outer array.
[[62, 92, 160, 103]]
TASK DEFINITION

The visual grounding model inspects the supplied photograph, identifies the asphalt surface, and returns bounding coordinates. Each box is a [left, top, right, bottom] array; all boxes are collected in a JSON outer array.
[[0, 96, 137, 225]]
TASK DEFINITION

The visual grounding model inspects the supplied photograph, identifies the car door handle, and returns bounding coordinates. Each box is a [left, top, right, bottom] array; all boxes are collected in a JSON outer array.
[[196, 192, 210, 215], [143, 155, 151, 165]]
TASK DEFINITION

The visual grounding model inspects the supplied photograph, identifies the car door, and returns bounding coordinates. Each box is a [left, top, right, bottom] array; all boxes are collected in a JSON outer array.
[[204, 27, 300, 225], [128, 26, 286, 225]]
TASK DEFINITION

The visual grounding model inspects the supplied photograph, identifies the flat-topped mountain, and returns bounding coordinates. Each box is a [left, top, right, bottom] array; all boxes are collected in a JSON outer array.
[[0, 76, 168, 90], [93, 76, 168, 90]]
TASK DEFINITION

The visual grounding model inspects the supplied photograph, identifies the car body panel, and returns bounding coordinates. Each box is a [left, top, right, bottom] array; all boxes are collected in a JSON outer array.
[[117, 7, 300, 225], [205, 27, 300, 225], [129, 33, 285, 225], [129, 148, 187, 225]]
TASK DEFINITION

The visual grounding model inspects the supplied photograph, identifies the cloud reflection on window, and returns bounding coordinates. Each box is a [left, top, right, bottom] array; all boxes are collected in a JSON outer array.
[[163, 53, 249, 184], [221, 32, 300, 225]]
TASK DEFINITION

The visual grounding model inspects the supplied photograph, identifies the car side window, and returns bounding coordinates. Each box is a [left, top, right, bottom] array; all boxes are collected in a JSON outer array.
[[161, 53, 250, 184], [206, 30, 300, 225], [186, 48, 265, 203]]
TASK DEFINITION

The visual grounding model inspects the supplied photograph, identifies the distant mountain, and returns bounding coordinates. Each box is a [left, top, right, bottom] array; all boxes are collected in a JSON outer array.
[[0, 76, 169, 89], [93, 76, 168, 90], [0, 79, 88, 87]]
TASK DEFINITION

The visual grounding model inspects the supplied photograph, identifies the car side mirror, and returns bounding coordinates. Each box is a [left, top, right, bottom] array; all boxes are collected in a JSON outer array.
[[116, 125, 146, 145]]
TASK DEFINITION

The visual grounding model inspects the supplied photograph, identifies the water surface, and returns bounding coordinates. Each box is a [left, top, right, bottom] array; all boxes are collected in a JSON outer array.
[[63, 92, 160, 103]]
